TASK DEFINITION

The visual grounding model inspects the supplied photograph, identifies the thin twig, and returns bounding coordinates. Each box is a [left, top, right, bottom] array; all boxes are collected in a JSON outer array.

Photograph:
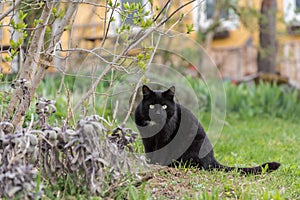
[[72, 0, 198, 113], [166, 0, 203, 34], [160, 0, 196, 25], [57, 0, 79, 96], [153, 0, 172, 22], [0, 0, 22, 22], [8, 2, 55, 126], [122, 1, 172, 125], [99, 0, 118, 48], [101, 68, 115, 118]]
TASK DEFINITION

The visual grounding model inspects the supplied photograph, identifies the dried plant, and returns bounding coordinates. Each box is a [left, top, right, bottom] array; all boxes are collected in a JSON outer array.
[[109, 126, 138, 151], [0, 97, 147, 198], [0, 123, 42, 199], [35, 98, 57, 130], [0, 160, 42, 199]]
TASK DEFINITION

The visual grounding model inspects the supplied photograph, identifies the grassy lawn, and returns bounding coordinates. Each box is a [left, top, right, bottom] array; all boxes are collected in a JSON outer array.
[[2, 75, 299, 199], [125, 113, 300, 200]]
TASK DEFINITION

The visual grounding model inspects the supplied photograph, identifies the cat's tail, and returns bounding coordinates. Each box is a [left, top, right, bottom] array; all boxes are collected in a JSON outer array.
[[214, 161, 281, 175]]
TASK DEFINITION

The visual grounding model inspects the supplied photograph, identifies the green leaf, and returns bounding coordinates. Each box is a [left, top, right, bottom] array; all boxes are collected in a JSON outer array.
[[123, 2, 130, 10], [137, 53, 144, 61], [107, 0, 113, 7], [18, 10, 27, 20], [46, 26, 51, 33], [186, 23, 194, 34], [180, 13, 184, 21], [34, 19, 39, 27], [52, 7, 57, 15], [39, 1, 44, 7], [109, 16, 115, 22], [64, 25, 71, 31], [16, 21, 27, 30], [57, 9, 65, 19], [145, 53, 151, 60], [10, 19, 16, 27], [4, 55, 12, 62], [137, 60, 146, 71], [9, 39, 16, 47]]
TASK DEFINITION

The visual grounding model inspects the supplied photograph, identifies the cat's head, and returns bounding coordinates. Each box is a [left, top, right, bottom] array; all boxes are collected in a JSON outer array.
[[141, 85, 176, 123]]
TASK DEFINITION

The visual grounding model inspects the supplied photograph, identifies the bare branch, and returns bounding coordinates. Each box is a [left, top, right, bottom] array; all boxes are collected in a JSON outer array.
[[153, 0, 172, 22], [20, 2, 55, 80], [160, 0, 196, 25], [31, 1, 81, 98], [0, 0, 22, 22], [4, 2, 55, 122], [122, 1, 173, 125], [9, 1, 80, 128], [73, 0, 197, 113], [99, 0, 118, 48], [52, 1, 80, 52], [10, 2, 55, 127]]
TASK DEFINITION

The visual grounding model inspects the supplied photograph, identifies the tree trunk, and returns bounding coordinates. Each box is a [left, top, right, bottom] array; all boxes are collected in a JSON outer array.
[[4, 2, 54, 124], [4, 1, 80, 131], [257, 0, 277, 73]]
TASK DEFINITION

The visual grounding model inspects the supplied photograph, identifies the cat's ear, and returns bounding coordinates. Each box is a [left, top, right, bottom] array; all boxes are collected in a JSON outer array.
[[142, 85, 153, 96], [163, 86, 175, 100]]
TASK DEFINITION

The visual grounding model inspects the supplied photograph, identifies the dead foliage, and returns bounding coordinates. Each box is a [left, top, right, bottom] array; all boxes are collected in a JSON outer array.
[[0, 95, 148, 199]]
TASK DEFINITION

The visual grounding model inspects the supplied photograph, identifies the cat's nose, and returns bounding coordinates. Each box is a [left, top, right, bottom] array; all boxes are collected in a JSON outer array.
[[155, 110, 161, 115]]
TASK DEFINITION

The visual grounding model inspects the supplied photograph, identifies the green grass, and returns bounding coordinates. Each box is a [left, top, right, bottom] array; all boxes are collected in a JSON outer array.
[[211, 114, 299, 199], [37, 112, 300, 199], [1, 74, 299, 199], [213, 114, 299, 166], [130, 113, 300, 199]]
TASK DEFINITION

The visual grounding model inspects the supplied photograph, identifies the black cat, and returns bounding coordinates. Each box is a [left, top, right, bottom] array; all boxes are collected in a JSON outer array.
[[134, 85, 280, 174]]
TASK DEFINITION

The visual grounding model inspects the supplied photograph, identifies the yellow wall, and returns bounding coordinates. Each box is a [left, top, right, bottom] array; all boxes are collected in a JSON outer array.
[[3, 0, 300, 49], [2, 0, 300, 72], [224, 0, 300, 48], [185, 0, 300, 49]]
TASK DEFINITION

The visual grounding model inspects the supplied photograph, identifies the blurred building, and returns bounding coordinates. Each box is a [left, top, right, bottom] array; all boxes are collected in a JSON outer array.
[[1, 0, 300, 84], [190, 0, 300, 84]]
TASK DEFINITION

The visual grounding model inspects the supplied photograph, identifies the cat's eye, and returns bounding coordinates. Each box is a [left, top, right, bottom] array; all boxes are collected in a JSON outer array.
[[162, 105, 167, 110], [149, 105, 155, 109]]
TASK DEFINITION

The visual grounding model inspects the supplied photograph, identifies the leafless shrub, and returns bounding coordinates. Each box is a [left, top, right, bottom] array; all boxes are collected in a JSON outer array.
[[0, 123, 42, 199], [0, 160, 42, 199], [35, 98, 57, 130], [0, 97, 148, 198], [109, 126, 138, 151]]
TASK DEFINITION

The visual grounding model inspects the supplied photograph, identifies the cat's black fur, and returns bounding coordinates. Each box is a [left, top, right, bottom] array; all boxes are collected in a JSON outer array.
[[134, 85, 280, 174]]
